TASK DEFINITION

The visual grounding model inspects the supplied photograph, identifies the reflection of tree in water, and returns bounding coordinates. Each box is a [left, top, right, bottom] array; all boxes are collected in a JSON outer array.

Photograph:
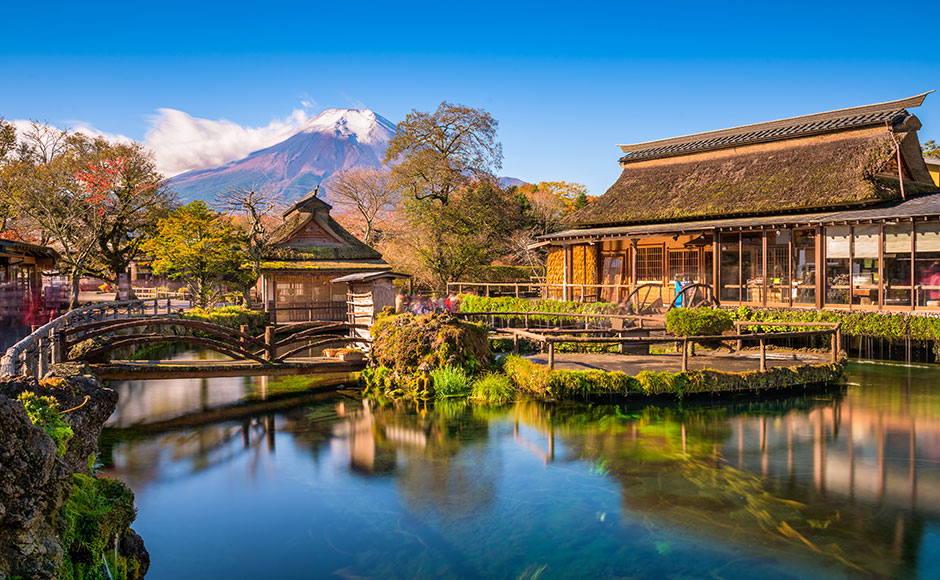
[[511, 389, 929, 579], [337, 398, 499, 520]]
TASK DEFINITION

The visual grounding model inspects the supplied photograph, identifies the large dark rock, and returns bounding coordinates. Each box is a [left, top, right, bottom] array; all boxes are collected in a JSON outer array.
[[0, 394, 70, 579], [0, 365, 142, 579]]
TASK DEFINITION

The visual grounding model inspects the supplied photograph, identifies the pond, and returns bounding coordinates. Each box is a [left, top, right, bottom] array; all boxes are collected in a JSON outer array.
[[100, 357, 940, 579]]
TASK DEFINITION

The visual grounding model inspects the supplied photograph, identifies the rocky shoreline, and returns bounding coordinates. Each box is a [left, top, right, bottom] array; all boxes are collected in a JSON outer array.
[[0, 363, 148, 580]]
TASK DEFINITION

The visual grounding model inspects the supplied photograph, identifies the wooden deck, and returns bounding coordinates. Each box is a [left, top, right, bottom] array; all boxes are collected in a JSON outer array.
[[91, 357, 366, 380], [527, 349, 830, 375]]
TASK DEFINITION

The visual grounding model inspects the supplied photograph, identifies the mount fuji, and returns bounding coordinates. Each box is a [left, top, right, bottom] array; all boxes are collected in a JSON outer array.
[[168, 108, 398, 204]]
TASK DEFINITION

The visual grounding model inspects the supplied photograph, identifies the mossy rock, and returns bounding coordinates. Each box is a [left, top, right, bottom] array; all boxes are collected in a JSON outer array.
[[370, 312, 491, 375], [68, 338, 110, 364]]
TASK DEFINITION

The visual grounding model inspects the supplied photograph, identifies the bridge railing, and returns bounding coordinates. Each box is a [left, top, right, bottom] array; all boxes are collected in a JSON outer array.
[[1, 298, 173, 377]]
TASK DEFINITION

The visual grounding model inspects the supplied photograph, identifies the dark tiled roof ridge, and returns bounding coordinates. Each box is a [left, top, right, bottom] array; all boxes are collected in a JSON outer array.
[[618, 91, 933, 163]]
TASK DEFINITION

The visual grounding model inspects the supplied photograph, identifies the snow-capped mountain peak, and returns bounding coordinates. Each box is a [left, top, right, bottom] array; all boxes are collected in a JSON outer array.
[[298, 108, 396, 145]]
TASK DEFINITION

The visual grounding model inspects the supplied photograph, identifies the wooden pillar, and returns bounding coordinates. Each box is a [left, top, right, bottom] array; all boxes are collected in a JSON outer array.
[[513, 332, 519, 354], [712, 229, 720, 303], [265, 326, 276, 361], [630, 239, 638, 294], [848, 224, 855, 311], [681, 338, 689, 372], [911, 219, 916, 312], [878, 223, 885, 310], [815, 226, 824, 310], [548, 341, 555, 370], [240, 324, 249, 349], [761, 229, 768, 307], [759, 337, 767, 372], [787, 229, 793, 307], [562, 245, 569, 301]]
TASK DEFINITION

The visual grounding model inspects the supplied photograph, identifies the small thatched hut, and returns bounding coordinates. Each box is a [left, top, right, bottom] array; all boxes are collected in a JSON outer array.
[[256, 191, 388, 322], [538, 92, 940, 312]]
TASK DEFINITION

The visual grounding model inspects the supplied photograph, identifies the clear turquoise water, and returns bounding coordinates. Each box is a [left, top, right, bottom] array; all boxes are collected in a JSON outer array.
[[101, 361, 940, 579]]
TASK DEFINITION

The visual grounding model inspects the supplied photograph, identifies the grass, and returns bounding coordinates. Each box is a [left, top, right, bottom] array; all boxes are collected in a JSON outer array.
[[470, 372, 516, 404], [430, 365, 472, 397]]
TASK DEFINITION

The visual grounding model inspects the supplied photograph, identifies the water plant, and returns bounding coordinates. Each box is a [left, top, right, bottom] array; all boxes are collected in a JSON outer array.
[[430, 365, 472, 397], [470, 373, 516, 404], [17, 391, 74, 456]]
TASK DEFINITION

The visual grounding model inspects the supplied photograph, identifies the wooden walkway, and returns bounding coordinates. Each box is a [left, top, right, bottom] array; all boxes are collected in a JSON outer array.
[[527, 350, 830, 374], [91, 357, 366, 380]]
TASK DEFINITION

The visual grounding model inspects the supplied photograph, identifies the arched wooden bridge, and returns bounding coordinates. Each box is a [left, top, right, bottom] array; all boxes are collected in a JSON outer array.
[[1, 298, 370, 379]]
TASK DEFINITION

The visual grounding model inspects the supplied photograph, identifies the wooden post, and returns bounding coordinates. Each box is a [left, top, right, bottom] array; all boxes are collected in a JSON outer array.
[[166, 297, 171, 314], [524, 313, 530, 330], [37, 337, 47, 378], [831, 328, 838, 363], [712, 229, 720, 303], [515, 284, 520, 298], [759, 337, 767, 372], [736, 322, 744, 351], [50, 329, 63, 365], [265, 326, 276, 361], [513, 332, 519, 354], [836, 325, 842, 358], [548, 340, 555, 370], [681, 338, 689, 372], [240, 324, 249, 349]]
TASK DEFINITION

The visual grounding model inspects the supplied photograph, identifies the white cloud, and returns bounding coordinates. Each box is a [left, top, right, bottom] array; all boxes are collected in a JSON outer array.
[[144, 107, 313, 177]]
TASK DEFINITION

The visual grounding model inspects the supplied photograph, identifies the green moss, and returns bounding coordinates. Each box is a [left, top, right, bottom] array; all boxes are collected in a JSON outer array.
[[17, 391, 73, 455], [60, 474, 143, 580], [371, 312, 490, 375], [502, 355, 844, 401]]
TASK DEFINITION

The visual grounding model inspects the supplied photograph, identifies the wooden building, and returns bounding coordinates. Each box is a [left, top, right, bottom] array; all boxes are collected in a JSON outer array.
[[539, 93, 940, 312], [256, 191, 389, 322], [331, 271, 410, 339]]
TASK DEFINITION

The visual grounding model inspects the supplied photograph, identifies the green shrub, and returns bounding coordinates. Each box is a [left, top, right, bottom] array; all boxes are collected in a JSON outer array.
[[730, 305, 940, 342], [182, 305, 269, 333], [666, 307, 733, 337], [470, 373, 516, 404], [458, 295, 620, 324], [502, 355, 552, 397], [17, 391, 73, 456], [430, 365, 472, 397]]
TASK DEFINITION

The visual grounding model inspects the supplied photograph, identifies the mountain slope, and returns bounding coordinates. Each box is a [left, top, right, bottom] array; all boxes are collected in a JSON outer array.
[[168, 109, 397, 203]]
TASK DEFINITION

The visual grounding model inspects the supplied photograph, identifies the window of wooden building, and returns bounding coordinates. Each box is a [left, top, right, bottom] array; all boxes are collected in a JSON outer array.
[[636, 246, 664, 283], [793, 229, 816, 306], [825, 226, 851, 306], [884, 224, 913, 307], [600, 253, 626, 302], [720, 233, 740, 302], [915, 222, 940, 308], [667, 249, 699, 282]]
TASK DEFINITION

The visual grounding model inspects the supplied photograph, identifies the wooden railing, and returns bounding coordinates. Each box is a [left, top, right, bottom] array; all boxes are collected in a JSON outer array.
[[131, 287, 189, 300], [505, 323, 842, 371], [456, 310, 666, 330], [1, 298, 175, 377]]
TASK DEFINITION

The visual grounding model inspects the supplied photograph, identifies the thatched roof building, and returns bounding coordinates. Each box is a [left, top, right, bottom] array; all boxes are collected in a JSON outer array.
[[256, 190, 390, 322], [538, 93, 940, 313]]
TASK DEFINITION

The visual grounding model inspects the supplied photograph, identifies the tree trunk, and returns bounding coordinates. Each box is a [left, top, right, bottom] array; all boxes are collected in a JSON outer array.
[[68, 270, 81, 311]]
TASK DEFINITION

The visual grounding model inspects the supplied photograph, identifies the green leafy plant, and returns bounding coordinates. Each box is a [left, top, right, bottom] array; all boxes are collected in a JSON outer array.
[[666, 307, 733, 337], [470, 372, 516, 404], [430, 365, 472, 397], [17, 391, 73, 456], [182, 305, 269, 333]]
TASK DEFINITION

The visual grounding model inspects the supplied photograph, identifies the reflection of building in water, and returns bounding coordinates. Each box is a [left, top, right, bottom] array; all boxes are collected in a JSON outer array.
[[334, 400, 497, 518], [728, 391, 940, 517]]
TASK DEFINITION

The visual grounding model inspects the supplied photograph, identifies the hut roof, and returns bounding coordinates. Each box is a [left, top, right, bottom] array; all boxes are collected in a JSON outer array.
[[570, 93, 938, 228], [266, 189, 383, 263]]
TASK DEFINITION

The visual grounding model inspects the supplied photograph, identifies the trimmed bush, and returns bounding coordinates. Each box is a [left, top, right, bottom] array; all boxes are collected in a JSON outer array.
[[458, 295, 620, 324], [731, 305, 940, 342], [470, 373, 516, 404], [430, 365, 472, 397], [666, 307, 733, 337]]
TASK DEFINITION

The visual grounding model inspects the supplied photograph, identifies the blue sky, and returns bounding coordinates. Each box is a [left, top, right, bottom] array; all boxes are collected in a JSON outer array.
[[1, 0, 937, 194]]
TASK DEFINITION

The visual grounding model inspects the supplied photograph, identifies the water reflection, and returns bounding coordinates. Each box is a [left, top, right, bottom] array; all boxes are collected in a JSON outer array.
[[102, 362, 940, 579]]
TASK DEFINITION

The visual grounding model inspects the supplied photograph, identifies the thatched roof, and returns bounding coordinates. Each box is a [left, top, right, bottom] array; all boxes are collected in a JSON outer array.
[[265, 190, 384, 263], [570, 93, 938, 228]]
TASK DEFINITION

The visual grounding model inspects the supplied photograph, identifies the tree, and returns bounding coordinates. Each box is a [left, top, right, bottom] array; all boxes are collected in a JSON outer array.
[[924, 140, 940, 159], [142, 201, 248, 308], [77, 141, 176, 299], [9, 123, 102, 308], [325, 167, 399, 246], [381, 181, 523, 289], [384, 102, 502, 205], [215, 184, 281, 306]]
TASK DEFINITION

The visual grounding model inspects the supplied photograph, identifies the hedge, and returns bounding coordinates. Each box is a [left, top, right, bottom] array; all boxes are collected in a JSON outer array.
[[458, 295, 621, 324], [730, 305, 940, 342], [665, 307, 733, 337]]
